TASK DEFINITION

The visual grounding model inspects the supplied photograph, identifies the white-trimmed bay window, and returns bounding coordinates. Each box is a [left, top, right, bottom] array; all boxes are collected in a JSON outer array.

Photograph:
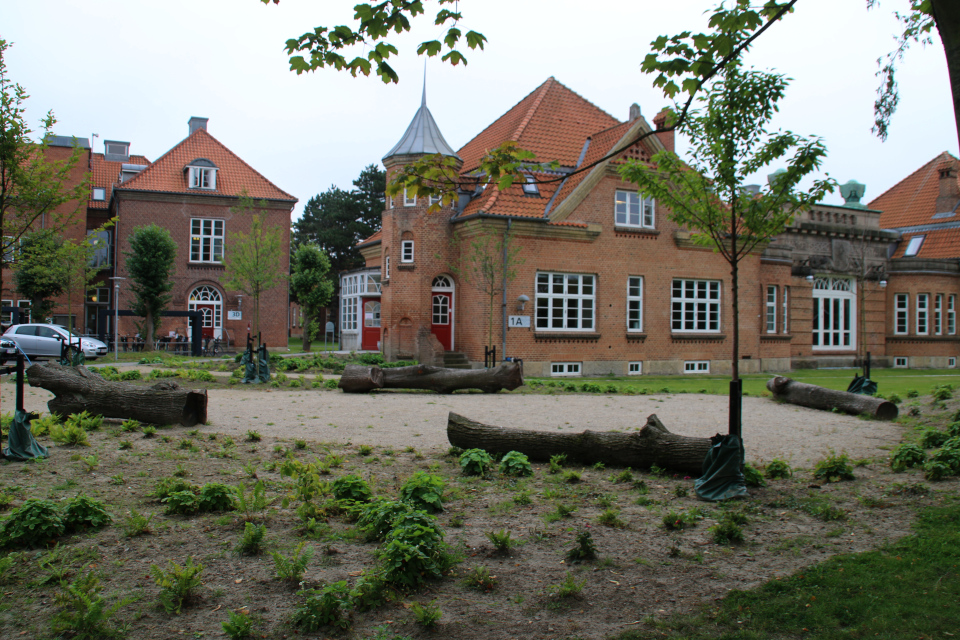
[[766, 285, 777, 333], [401, 241, 414, 263], [627, 276, 643, 331], [671, 279, 720, 333], [895, 293, 909, 335], [190, 219, 224, 262], [614, 190, 655, 229], [535, 272, 595, 331], [812, 277, 855, 349], [917, 294, 929, 335]]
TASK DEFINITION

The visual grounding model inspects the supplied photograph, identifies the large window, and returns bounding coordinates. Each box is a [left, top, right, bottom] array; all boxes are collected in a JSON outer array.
[[935, 294, 943, 335], [671, 279, 720, 333], [190, 219, 224, 263], [535, 272, 595, 331], [782, 286, 790, 333], [627, 276, 643, 331], [614, 190, 655, 229], [87, 230, 111, 269], [895, 294, 909, 335], [766, 285, 777, 333], [341, 296, 358, 331], [950, 295, 957, 335], [812, 277, 855, 349], [917, 294, 929, 335]]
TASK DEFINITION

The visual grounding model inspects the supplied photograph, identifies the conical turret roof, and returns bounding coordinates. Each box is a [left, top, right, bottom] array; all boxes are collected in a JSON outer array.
[[383, 83, 459, 160]]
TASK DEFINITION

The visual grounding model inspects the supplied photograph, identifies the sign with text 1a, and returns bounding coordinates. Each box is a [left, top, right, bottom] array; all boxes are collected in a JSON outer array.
[[508, 315, 530, 328], [228, 310, 242, 320]]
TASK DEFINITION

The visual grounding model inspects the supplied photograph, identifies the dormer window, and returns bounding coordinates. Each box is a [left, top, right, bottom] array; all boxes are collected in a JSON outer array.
[[522, 175, 539, 196], [904, 235, 924, 257], [92, 187, 106, 201], [185, 159, 218, 190]]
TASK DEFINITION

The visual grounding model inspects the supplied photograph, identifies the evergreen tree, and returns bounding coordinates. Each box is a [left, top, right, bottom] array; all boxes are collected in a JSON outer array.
[[289, 243, 335, 352], [125, 224, 176, 350]]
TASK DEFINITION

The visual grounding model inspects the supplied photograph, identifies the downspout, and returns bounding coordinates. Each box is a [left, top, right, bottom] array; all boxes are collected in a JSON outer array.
[[501, 218, 512, 361]]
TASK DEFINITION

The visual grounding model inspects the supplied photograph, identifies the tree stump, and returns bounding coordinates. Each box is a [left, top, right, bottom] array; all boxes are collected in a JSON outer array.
[[337, 365, 384, 393], [26, 363, 208, 426], [447, 412, 713, 474], [338, 362, 524, 394], [766, 376, 898, 420]]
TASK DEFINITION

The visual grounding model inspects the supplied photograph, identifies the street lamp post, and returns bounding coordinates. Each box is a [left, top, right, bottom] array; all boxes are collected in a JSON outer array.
[[109, 277, 126, 362]]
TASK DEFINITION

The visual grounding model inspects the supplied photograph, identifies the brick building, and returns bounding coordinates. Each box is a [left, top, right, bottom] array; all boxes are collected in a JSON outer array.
[[2, 119, 296, 349], [349, 77, 960, 374]]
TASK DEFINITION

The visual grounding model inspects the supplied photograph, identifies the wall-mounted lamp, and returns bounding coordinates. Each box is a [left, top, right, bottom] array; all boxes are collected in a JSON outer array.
[[879, 280, 887, 288], [792, 258, 815, 280], [805, 274, 814, 282], [236, 294, 243, 311], [516, 294, 530, 313]]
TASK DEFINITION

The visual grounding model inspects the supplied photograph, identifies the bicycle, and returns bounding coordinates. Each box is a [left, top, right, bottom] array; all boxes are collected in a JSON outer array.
[[203, 337, 221, 357]]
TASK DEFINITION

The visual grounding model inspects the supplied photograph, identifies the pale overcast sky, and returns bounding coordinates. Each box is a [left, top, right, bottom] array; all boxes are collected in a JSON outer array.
[[3, 0, 957, 220]]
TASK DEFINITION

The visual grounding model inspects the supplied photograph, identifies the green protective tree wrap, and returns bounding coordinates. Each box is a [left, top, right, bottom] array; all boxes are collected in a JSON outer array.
[[694, 434, 747, 502], [2, 410, 48, 460]]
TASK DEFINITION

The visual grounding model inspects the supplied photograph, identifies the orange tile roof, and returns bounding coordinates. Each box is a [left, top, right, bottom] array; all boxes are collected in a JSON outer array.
[[88, 153, 150, 209], [115, 128, 296, 202], [357, 229, 382, 247], [891, 228, 960, 259], [459, 170, 564, 219], [872, 151, 959, 228], [456, 77, 620, 173], [548, 121, 640, 210]]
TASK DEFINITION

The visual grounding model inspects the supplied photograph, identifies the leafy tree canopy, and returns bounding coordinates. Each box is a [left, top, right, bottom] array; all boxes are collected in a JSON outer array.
[[125, 224, 177, 347], [289, 243, 335, 349], [13, 229, 69, 320]]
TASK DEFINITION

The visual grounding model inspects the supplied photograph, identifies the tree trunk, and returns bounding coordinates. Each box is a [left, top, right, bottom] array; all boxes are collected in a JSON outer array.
[[302, 310, 313, 353], [26, 362, 208, 426], [766, 376, 898, 421], [447, 412, 712, 474], [337, 365, 384, 393], [382, 361, 523, 393], [143, 313, 155, 352]]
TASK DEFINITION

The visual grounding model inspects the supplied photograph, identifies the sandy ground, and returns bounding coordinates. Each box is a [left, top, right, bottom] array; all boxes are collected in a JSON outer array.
[[3, 383, 904, 467]]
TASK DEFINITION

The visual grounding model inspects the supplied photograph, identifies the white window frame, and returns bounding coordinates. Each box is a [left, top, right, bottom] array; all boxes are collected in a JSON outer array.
[[403, 188, 416, 207], [535, 272, 596, 331], [428, 194, 441, 206], [628, 361, 642, 375], [904, 235, 924, 257], [782, 285, 789, 334], [935, 294, 943, 335], [16, 300, 31, 323], [522, 175, 539, 196], [684, 360, 710, 374], [766, 285, 777, 333], [1, 299, 11, 325], [189, 166, 217, 190], [671, 279, 721, 333], [92, 187, 106, 201], [550, 362, 581, 377], [949, 295, 957, 335], [401, 240, 414, 263], [614, 190, 655, 229], [627, 276, 643, 332], [917, 293, 929, 335], [384, 255, 390, 279], [811, 277, 855, 350], [950, 357, 957, 368], [895, 293, 909, 335], [894, 357, 908, 368], [190, 218, 224, 263]]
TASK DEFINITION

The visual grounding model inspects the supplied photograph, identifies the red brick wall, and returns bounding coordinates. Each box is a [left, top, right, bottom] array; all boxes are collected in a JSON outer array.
[[885, 273, 960, 364]]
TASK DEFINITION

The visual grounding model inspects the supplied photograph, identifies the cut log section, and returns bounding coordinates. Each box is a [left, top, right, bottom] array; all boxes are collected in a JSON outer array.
[[447, 411, 712, 474], [766, 376, 898, 421], [338, 362, 523, 394], [26, 363, 208, 427]]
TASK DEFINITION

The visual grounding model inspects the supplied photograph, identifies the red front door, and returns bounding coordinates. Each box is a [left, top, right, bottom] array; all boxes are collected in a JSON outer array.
[[361, 299, 381, 351], [431, 292, 453, 351], [197, 305, 214, 340]]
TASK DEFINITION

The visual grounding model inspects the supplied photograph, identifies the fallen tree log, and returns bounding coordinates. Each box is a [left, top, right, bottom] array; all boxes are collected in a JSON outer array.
[[447, 411, 712, 474], [339, 361, 524, 394], [766, 376, 898, 421], [337, 365, 384, 393], [27, 363, 208, 427]]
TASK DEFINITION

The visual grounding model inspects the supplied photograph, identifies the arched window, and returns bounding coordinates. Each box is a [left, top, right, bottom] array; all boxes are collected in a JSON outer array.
[[432, 275, 453, 290], [188, 285, 223, 336]]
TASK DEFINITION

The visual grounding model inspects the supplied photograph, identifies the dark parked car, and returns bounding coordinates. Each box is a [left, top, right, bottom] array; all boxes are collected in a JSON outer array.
[[2, 324, 108, 360]]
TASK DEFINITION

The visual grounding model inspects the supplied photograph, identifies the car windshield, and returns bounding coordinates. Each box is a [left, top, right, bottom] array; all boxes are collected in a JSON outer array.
[[52, 326, 81, 339]]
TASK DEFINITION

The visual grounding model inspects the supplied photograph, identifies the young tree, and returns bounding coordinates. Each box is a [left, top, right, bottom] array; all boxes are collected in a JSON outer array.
[[619, 61, 833, 438], [223, 195, 285, 338], [1, 38, 89, 283], [125, 224, 177, 351], [13, 229, 70, 321], [289, 243, 335, 352]]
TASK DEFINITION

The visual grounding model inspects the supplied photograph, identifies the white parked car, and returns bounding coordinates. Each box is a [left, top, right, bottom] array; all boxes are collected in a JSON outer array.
[[2, 324, 108, 361]]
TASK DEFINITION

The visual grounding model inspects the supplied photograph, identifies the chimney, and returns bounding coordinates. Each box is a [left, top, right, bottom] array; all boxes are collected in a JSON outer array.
[[652, 107, 674, 154], [188, 117, 209, 136], [628, 103, 641, 121], [936, 164, 960, 214]]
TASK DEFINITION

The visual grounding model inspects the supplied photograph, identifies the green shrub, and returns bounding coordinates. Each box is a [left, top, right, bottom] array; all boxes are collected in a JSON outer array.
[[906, 389, 919, 398], [331, 474, 372, 503], [887, 392, 902, 405], [410, 600, 442, 628], [597, 509, 626, 528], [566, 529, 598, 563], [929, 446, 960, 474], [163, 491, 201, 516], [66, 411, 102, 431], [813, 453, 855, 483], [357, 499, 414, 542], [459, 448, 494, 476], [122, 509, 154, 537], [291, 581, 352, 631], [222, 609, 254, 639], [30, 414, 60, 437], [378, 511, 448, 588], [198, 483, 236, 512], [610, 469, 634, 484], [764, 458, 792, 479], [662, 510, 701, 531], [142, 426, 157, 438], [890, 443, 927, 471], [462, 565, 498, 592], [710, 514, 746, 545], [498, 451, 533, 477], [743, 463, 766, 487], [924, 459, 953, 481], [61, 495, 112, 532], [550, 572, 586, 599], [48, 422, 90, 446], [271, 542, 314, 583], [151, 558, 203, 614], [921, 428, 949, 449], [245, 430, 262, 442], [399, 472, 445, 513], [150, 477, 198, 501], [548, 454, 566, 474], [350, 570, 389, 612], [486, 529, 516, 555], [324, 378, 338, 389], [235, 480, 268, 521], [50, 572, 134, 639], [235, 522, 267, 556], [932, 384, 954, 401], [0, 499, 65, 547], [120, 369, 141, 381], [563, 470, 582, 484]]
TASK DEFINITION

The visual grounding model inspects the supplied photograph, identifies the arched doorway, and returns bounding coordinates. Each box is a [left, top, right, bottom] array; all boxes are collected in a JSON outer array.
[[188, 285, 222, 340], [431, 275, 455, 351], [361, 300, 381, 351]]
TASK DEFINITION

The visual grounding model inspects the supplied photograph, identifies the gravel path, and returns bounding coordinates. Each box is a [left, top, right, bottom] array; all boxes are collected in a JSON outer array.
[[4, 384, 904, 467]]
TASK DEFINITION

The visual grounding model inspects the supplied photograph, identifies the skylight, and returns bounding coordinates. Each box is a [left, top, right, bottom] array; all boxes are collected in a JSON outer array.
[[522, 175, 539, 196], [904, 236, 925, 257]]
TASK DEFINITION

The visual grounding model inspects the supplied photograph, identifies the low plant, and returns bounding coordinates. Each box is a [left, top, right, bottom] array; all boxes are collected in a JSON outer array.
[[198, 483, 236, 512], [150, 477, 197, 501], [324, 378, 338, 389], [566, 529, 598, 563], [550, 572, 586, 599], [245, 430, 262, 442], [0, 498, 66, 547], [291, 581, 352, 631], [163, 491, 201, 516], [48, 422, 90, 446], [120, 419, 140, 433], [61, 494, 112, 532], [764, 458, 793, 479], [563, 470, 582, 484], [662, 510, 701, 531], [597, 509, 626, 528], [331, 474, 373, 503], [924, 459, 953, 481], [611, 469, 634, 484], [122, 509, 155, 537], [932, 384, 954, 401], [886, 392, 902, 405], [142, 426, 157, 438], [235, 480, 269, 521], [50, 572, 135, 639], [921, 428, 949, 449], [486, 528, 516, 555], [410, 600, 442, 628], [548, 453, 567, 474], [222, 609, 254, 639], [673, 485, 688, 498], [30, 414, 60, 436], [271, 542, 315, 583], [79, 454, 99, 473], [459, 448, 494, 476], [236, 522, 267, 556], [813, 453, 856, 483], [513, 490, 532, 505], [462, 565, 498, 591], [890, 443, 927, 471], [499, 450, 533, 477], [378, 511, 448, 588], [743, 463, 766, 488], [66, 411, 102, 431], [151, 557, 203, 614], [358, 444, 374, 456], [399, 472, 445, 513], [295, 439, 308, 450]]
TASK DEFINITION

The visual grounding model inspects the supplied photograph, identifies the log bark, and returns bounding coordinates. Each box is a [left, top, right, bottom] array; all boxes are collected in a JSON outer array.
[[447, 411, 712, 474], [26, 363, 208, 427], [766, 376, 898, 421], [381, 362, 523, 394], [337, 365, 384, 393]]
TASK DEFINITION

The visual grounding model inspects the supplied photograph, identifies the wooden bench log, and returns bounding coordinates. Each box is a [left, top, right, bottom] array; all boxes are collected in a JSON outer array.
[[338, 362, 524, 394], [26, 363, 208, 427], [766, 375, 898, 421], [447, 411, 712, 474]]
